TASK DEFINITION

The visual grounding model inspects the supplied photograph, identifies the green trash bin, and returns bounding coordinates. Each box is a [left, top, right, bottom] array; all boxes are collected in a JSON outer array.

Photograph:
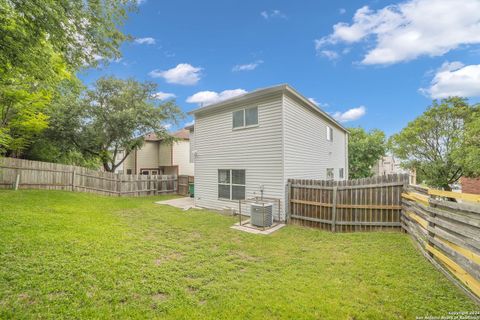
[[188, 183, 194, 198]]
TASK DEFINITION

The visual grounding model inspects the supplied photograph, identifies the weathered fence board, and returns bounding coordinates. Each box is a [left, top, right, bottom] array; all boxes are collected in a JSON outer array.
[[287, 174, 409, 232], [0, 157, 177, 196], [402, 186, 480, 304], [178, 175, 194, 196]]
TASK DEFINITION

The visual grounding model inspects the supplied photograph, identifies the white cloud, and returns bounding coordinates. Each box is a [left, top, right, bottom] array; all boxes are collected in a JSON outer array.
[[134, 37, 155, 45], [232, 60, 263, 72], [316, 0, 480, 65], [319, 50, 339, 60], [261, 9, 287, 20], [149, 63, 202, 85], [152, 91, 176, 100], [308, 98, 318, 105], [421, 61, 480, 98], [163, 123, 172, 130], [186, 89, 247, 106], [339, 8, 346, 15], [332, 106, 366, 122]]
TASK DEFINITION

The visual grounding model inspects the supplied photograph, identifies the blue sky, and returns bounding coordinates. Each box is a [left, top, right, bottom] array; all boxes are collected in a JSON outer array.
[[80, 0, 480, 136]]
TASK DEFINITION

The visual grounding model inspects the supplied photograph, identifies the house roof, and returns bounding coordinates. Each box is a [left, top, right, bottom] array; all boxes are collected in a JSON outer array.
[[171, 129, 190, 139], [187, 84, 348, 133], [144, 129, 190, 141]]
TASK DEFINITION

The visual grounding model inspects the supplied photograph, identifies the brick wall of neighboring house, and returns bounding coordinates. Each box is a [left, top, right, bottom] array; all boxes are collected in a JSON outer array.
[[461, 177, 480, 194]]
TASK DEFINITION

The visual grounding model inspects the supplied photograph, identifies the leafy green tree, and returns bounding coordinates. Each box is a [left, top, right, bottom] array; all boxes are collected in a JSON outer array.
[[453, 105, 480, 177], [22, 80, 100, 168], [0, 0, 135, 155], [389, 97, 472, 190], [348, 127, 387, 179], [54, 77, 182, 172]]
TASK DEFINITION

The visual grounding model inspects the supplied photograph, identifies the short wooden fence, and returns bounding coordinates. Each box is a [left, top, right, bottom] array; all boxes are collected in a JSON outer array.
[[287, 174, 409, 232], [0, 157, 177, 196], [178, 175, 194, 196], [402, 186, 480, 304]]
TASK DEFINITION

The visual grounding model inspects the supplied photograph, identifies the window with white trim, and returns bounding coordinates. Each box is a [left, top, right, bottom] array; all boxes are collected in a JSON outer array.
[[218, 169, 246, 200], [326, 168, 334, 180], [339, 168, 344, 179], [233, 107, 258, 129], [326, 126, 333, 141]]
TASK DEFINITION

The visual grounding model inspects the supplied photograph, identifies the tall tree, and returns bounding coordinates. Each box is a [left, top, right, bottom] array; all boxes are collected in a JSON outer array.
[[389, 97, 472, 190], [348, 127, 386, 179], [453, 104, 480, 177], [57, 77, 182, 172], [0, 0, 135, 155]]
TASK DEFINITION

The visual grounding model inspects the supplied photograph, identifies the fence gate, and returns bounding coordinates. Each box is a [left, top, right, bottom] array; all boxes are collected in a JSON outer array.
[[178, 175, 194, 196], [287, 174, 409, 232]]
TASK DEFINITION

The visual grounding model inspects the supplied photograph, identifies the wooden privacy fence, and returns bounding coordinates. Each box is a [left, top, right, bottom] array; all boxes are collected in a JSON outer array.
[[178, 175, 194, 196], [402, 186, 480, 304], [0, 157, 177, 196], [287, 174, 409, 232]]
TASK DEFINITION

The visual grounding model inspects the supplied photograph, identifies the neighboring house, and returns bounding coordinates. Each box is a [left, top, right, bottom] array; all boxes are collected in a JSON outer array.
[[116, 129, 194, 176], [372, 155, 416, 185], [188, 84, 349, 220], [460, 177, 480, 194]]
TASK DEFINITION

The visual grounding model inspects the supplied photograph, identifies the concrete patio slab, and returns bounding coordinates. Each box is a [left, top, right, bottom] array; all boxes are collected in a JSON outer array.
[[155, 197, 198, 210], [230, 220, 286, 235]]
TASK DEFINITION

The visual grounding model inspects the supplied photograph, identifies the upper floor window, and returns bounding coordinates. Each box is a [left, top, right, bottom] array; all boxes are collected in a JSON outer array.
[[233, 107, 258, 129], [326, 126, 333, 141]]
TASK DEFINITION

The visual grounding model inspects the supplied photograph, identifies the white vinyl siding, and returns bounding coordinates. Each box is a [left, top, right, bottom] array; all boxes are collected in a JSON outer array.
[[193, 93, 284, 216], [172, 140, 194, 176], [283, 94, 347, 181]]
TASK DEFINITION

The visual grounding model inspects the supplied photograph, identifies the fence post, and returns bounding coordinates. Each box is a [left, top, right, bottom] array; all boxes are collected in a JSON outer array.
[[426, 194, 436, 258], [286, 181, 292, 223], [71, 170, 76, 192], [13, 172, 20, 190], [331, 186, 338, 232]]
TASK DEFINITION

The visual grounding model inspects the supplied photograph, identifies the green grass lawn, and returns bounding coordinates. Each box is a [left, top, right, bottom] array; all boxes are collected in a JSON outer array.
[[0, 190, 477, 319]]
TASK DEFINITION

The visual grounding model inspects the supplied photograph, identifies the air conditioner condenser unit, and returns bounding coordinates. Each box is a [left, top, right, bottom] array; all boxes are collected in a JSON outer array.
[[250, 203, 273, 227]]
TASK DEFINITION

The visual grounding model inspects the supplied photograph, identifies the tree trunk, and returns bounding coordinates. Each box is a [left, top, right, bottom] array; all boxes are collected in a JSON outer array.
[[103, 162, 113, 172]]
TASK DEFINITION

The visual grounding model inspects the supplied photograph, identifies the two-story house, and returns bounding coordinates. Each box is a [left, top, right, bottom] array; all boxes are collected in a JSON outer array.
[[188, 84, 349, 220], [117, 129, 194, 176]]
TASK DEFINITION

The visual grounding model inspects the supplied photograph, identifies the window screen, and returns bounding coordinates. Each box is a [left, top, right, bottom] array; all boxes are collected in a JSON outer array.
[[245, 107, 258, 126], [233, 110, 245, 128], [218, 169, 246, 200]]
